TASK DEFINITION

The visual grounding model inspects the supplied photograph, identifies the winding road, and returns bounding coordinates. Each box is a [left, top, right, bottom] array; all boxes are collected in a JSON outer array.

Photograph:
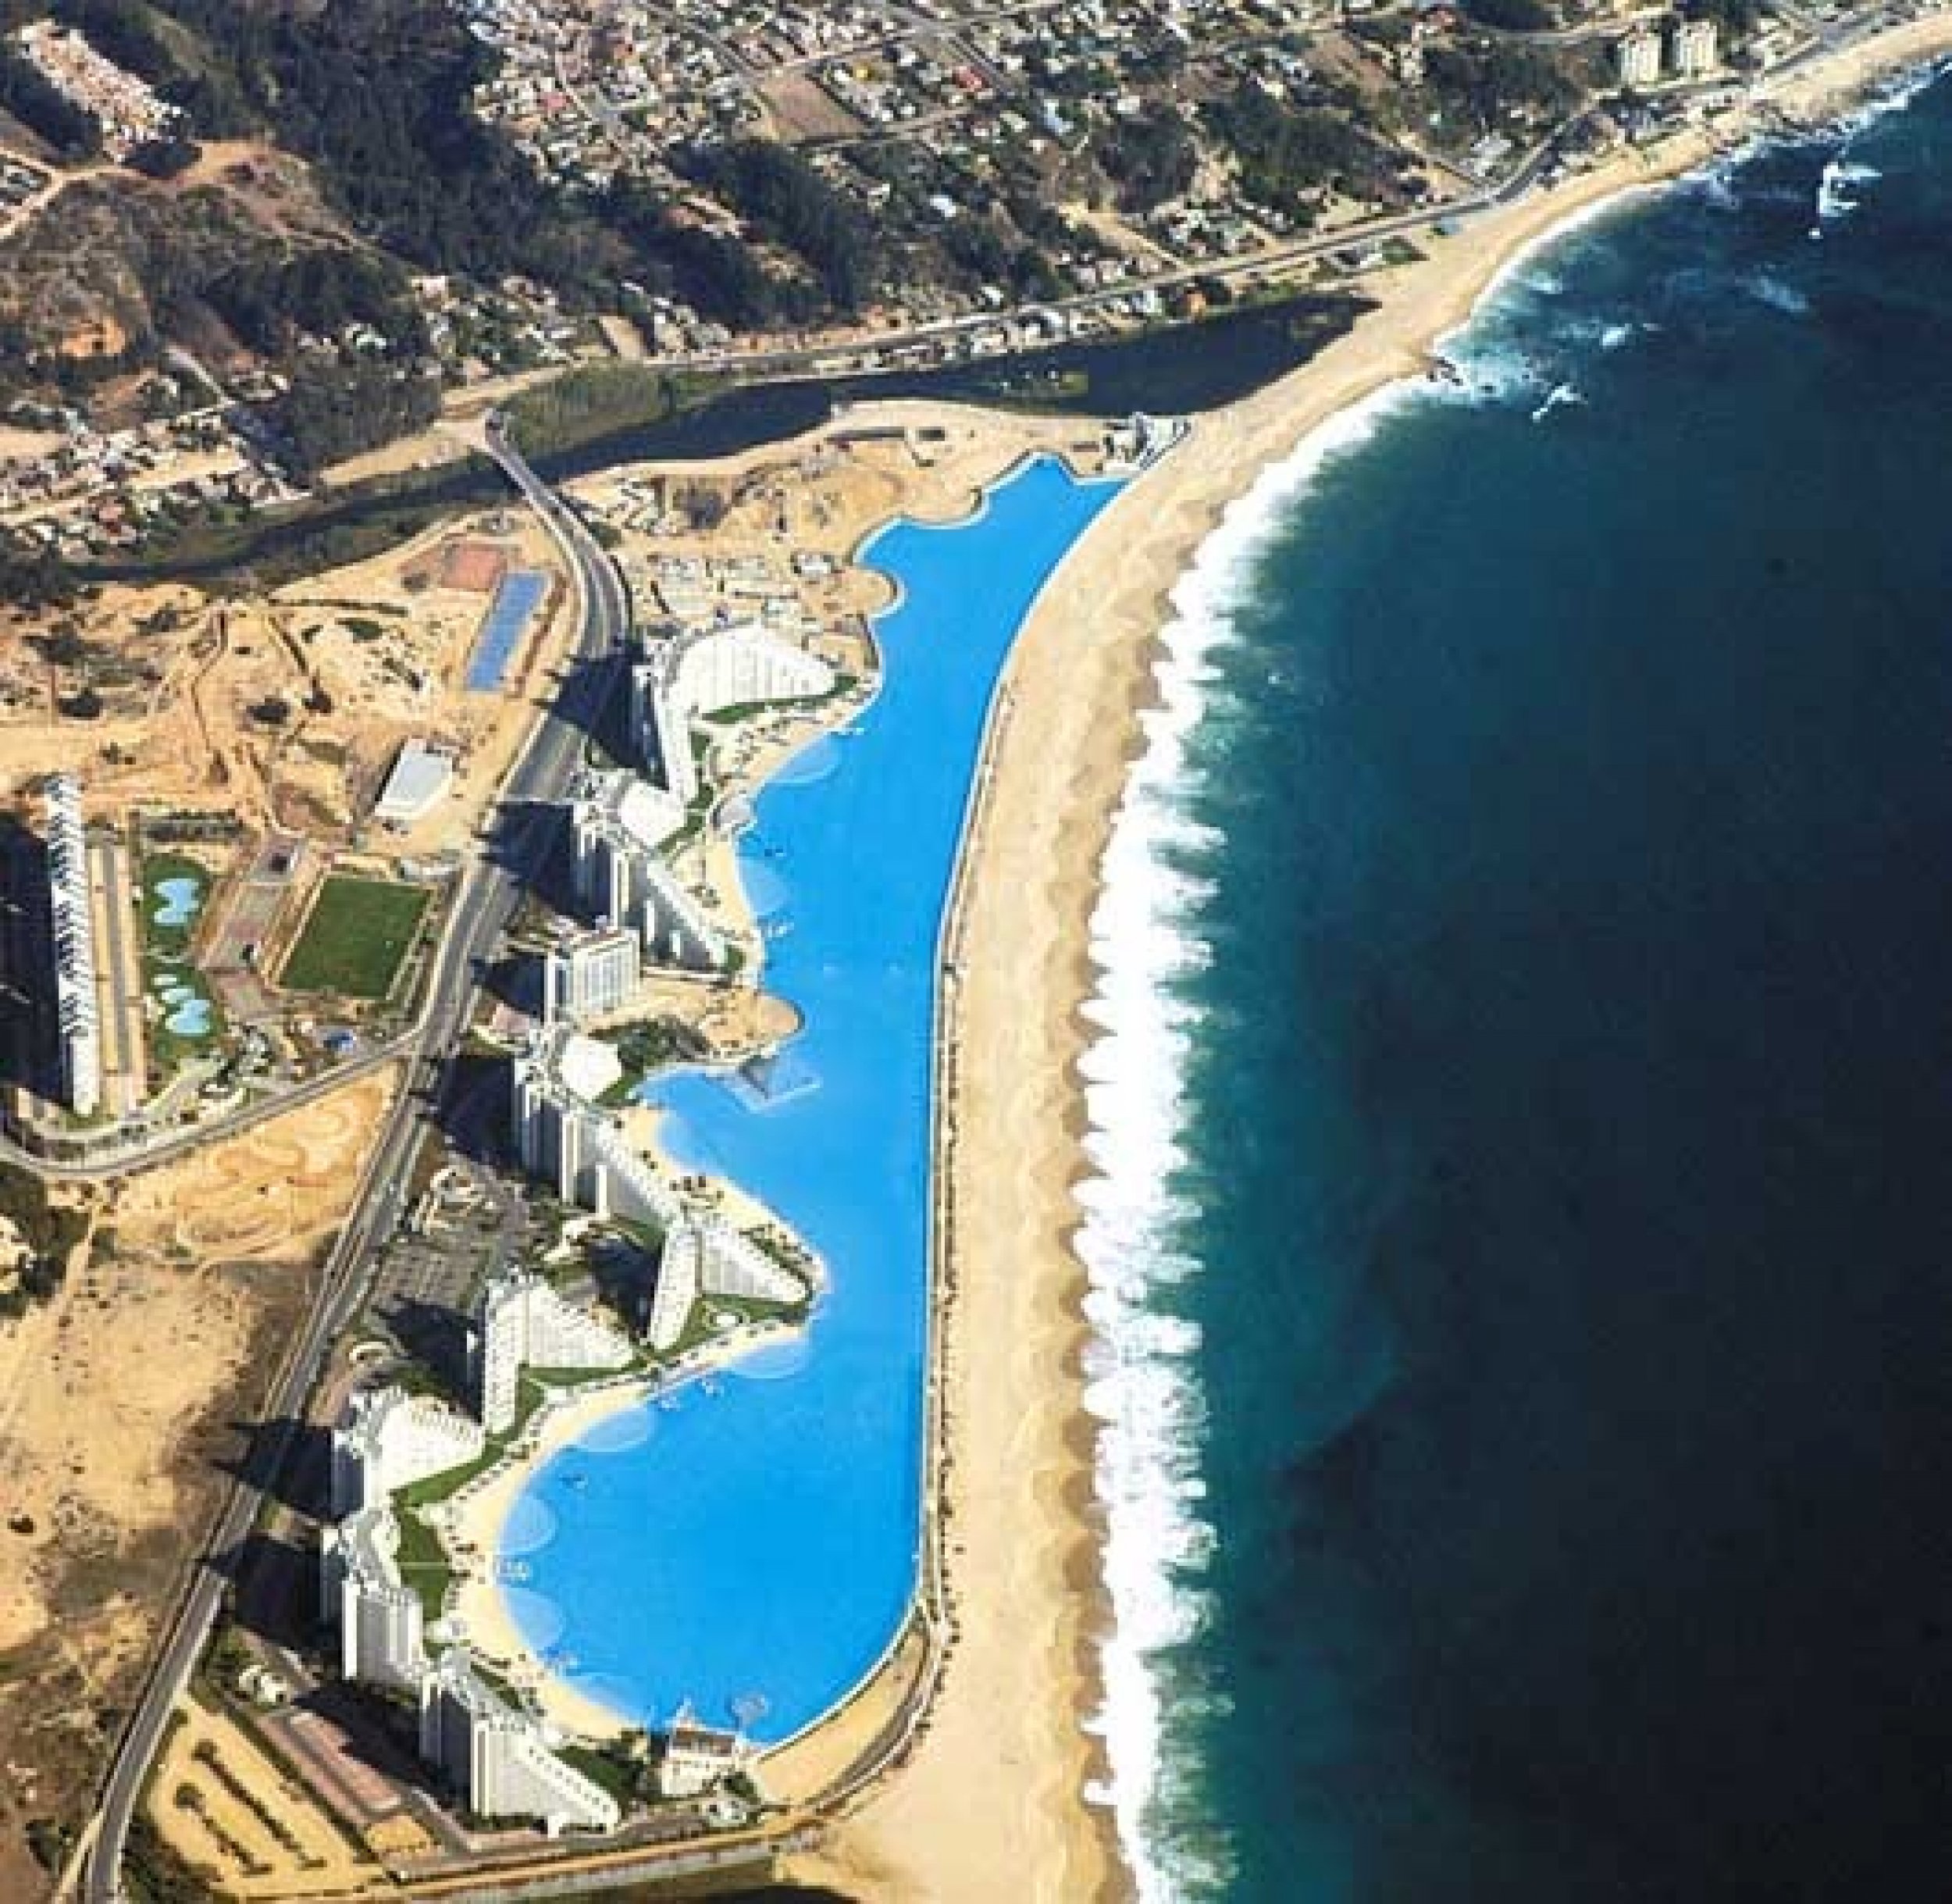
[[76, 425, 631, 1904]]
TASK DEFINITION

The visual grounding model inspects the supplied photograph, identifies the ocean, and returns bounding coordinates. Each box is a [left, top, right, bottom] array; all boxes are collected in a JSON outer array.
[[1082, 70, 1952, 1904]]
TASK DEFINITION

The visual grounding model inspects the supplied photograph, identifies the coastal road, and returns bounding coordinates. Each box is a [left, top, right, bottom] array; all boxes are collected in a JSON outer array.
[[77, 428, 632, 1904]]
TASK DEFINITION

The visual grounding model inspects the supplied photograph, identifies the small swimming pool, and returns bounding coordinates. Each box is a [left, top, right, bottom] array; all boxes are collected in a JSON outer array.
[[151, 875, 202, 929], [154, 972, 213, 1039]]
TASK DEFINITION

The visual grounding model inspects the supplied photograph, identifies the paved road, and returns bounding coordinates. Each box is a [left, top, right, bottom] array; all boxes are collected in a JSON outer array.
[[78, 430, 631, 1904]]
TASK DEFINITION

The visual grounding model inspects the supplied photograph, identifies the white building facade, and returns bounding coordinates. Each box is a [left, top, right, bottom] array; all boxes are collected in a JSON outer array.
[[319, 1502, 426, 1692], [543, 925, 641, 1022], [1617, 28, 1662, 86], [44, 776, 100, 1116], [329, 1385, 486, 1518], [475, 1268, 636, 1434], [1672, 16, 1718, 77], [511, 1025, 686, 1232], [630, 622, 836, 804], [419, 1649, 622, 1836], [648, 1215, 806, 1352], [565, 770, 724, 973]]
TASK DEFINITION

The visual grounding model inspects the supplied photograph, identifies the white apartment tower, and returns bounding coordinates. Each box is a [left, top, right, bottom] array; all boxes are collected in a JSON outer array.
[[475, 1268, 636, 1435], [1672, 16, 1718, 77], [565, 770, 724, 973], [510, 1025, 684, 1230], [329, 1385, 486, 1518], [657, 1703, 750, 1799], [630, 622, 836, 802], [43, 776, 101, 1116], [512, 1026, 622, 1202], [1617, 28, 1662, 87], [543, 925, 641, 1022], [319, 1503, 426, 1692], [419, 1649, 622, 1836], [648, 1215, 807, 1353]]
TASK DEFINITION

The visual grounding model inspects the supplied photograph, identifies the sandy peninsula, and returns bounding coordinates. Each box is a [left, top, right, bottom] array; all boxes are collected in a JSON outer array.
[[800, 18, 1952, 1903]]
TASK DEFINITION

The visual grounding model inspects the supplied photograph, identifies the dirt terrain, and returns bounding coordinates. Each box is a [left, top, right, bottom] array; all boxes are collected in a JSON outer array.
[[0, 1070, 393, 1897], [0, 505, 569, 858]]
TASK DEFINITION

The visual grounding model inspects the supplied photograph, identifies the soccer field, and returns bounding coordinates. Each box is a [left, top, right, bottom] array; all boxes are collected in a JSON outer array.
[[280, 875, 430, 999]]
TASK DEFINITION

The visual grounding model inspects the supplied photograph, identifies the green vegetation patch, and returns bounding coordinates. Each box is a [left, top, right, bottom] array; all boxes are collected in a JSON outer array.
[[392, 1505, 454, 1625], [500, 364, 721, 461], [280, 875, 430, 999], [138, 849, 227, 1086]]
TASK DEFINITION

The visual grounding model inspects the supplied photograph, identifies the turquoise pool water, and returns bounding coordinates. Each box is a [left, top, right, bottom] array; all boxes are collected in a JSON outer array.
[[155, 975, 212, 1037], [465, 569, 549, 691], [151, 875, 201, 929], [500, 457, 1123, 1742]]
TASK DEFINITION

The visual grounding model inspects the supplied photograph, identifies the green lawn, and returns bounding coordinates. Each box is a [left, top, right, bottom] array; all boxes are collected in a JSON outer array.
[[280, 875, 430, 999], [138, 850, 226, 1086]]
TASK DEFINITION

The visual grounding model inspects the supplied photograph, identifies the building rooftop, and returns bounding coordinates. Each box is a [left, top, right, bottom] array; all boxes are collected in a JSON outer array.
[[375, 739, 457, 828]]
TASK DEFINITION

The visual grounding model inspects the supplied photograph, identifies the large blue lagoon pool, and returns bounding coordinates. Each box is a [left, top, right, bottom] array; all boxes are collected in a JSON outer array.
[[500, 456, 1123, 1742]]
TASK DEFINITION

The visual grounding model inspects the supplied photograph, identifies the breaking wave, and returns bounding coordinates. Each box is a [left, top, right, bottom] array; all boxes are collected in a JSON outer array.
[[1077, 383, 1415, 1903], [1746, 269, 1814, 316]]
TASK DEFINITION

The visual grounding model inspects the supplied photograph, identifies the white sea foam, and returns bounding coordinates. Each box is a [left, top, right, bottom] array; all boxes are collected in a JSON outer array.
[[1530, 381, 1587, 423], [1077, 383, 1414, 1904], [1077, 58, 1952, 1900], [1746, 270, 1813, 316]]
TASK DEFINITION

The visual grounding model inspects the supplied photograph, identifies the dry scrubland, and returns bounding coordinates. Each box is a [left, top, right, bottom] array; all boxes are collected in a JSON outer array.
[[0, 504, 568, 858], [0, 1071, 392, 1898]]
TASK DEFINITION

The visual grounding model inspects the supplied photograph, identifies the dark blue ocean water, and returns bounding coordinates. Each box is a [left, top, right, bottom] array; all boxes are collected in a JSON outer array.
[[1113, 71, 1952, 1904]]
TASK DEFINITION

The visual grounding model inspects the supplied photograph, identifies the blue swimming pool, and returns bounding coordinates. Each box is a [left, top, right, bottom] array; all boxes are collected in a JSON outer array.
[[500, 458, 1123, 1742], [151, 875, 201, 929], [465, 569, 550, 691]]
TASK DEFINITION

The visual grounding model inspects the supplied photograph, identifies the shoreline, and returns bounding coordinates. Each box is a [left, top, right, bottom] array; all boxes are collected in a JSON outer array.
[[445, 444, 1123, 1763], [808, 19, 1952, 1902]]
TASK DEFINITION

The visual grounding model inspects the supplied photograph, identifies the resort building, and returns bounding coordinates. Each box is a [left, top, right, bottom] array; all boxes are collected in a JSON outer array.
[[647, 1221, 701, 1353], [565, 768, 724, 972], [511, 1025, 622, 1200], [319, 1502, 426, 1692], [543, 924, 641, 1022], [511, 1024, 684, 1231], [1672, 16, 1719, 77], [629, 622, 836, 804], [329, 1385, 486, 1518], [475, 1268, 636, 1434], [418, 1648, 622, 1836], [657, 1703, 751, 1799], [373, 738, 457, 829], [649, 1215, 807, 1353], [42, 776, 101, 1117], [1616, 28, 1662, 87]]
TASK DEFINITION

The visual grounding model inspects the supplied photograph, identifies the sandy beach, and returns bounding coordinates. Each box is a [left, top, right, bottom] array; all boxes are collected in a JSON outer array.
[[799, 17, 1952, 1902]]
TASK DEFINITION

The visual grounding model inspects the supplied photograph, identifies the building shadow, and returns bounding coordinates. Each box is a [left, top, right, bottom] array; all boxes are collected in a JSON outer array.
[[0, 813, 58, 1100], [294, 1677, 443, 1802], [377, 1296, 474, 1399], [482, 797, 577, 915], [479, 948, 538, 1016], [214, 1413, 333, 1519], [429, 1050, 515, 1170], [217, 1528, 322, 1654], [550, 646, 633, 767], [585, 1231, 655, 1334]]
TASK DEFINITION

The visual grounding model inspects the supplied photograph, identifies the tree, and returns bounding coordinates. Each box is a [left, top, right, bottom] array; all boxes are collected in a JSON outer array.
[[1095, 108, 1198, 212], [1462, 0, 1555, 32], [684, 138, 886, 312]]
